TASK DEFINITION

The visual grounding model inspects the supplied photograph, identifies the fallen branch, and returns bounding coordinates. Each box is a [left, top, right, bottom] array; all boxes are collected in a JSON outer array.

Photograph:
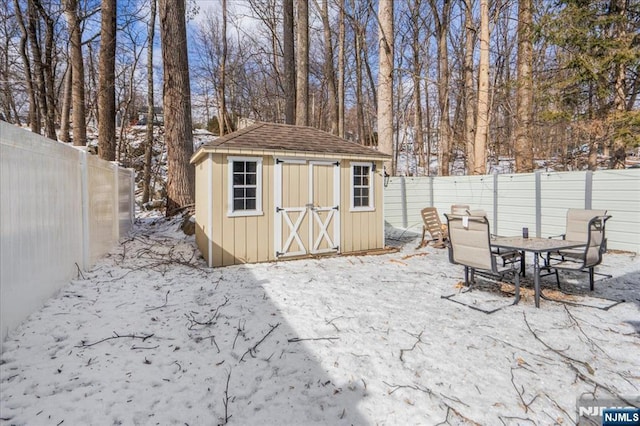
[[382, 381, 432, 395], [523, 312, 595, 375], [222, 368, 233, 424], [510, 367, 540, 413], [288, 337, 339, 343], [185, 297, 229, 330], [145, 290, 170, 312], [76, 332, 154, 348], [240, 323, 281, 362], [400, 330, 425, 363]]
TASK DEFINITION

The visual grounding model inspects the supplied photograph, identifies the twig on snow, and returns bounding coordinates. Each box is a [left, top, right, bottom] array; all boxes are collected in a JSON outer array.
[[76, 332, 154, 348], [382, 381, 433, 395], [185, 297, 229, 330], [288, 337, 339, 343], [510, 367, 540, 413], [222, 368, 233, 424], [240, 323, 281, 362], [145, 290, 170, 312], [399, 330, 425, 363]]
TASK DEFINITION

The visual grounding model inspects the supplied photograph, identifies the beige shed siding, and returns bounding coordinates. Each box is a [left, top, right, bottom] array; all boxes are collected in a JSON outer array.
[[339, 160, 385, 253], [209, 154, 274, 267], [195, 153, 386, 267], [195, 158, 210, 265]]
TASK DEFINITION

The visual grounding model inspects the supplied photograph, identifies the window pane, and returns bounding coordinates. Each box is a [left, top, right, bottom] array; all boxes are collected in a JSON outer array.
[[233, 173, 244, 185], [246, 173, 257, 185], [246, 198, 256, 210], [233, 161, 245, 173], [353, 176, 361, 186], [361, 188, 369, 198], [234, 188, 245, 199], [234, 199, 244, 210], [361, 175, 369, 186], [354, 188, 361, 198], [246, 162, 257, 172], [245, 188, 256, 198]]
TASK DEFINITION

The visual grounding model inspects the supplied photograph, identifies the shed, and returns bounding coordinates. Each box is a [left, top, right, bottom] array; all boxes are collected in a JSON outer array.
[[190, 122, 391, 267]]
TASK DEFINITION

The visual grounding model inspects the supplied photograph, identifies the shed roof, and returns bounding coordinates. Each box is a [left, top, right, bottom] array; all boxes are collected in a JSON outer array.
[[190, 122, 391, 164]]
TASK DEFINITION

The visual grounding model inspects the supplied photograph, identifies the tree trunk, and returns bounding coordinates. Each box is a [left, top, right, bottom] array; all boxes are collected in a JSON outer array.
[[283, 0, 295, 124], [60, 64, 72, 142], [13, 0, 39, 134], [429, 0, 452, 176], [295, 0, 308, 126], [32, 0, 57, 140], [220, 0, 229, 135], [64, 0, 87, 146], [610, 0, 627, 170], [142, 0, 157, 204], [158, 0, 195, 216], [98, 0, 117, 160], [27, 0, 49, 137], [319, 0, 337, 134], [409, 0, 425, 170], [515, 0, 534, 173], [474, 0, 490, 175], [337, 0, 345, 138], [377, 0, 394, 171], [463, 0, 476, 174]]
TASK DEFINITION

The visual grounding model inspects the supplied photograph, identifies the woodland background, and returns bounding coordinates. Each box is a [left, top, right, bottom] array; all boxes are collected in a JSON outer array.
[[1, 0, 638, 214]]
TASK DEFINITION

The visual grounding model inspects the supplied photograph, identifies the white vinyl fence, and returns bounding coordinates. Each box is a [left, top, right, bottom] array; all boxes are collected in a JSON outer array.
[[384, 169, 640, 253], [1, 122, 134, 344]]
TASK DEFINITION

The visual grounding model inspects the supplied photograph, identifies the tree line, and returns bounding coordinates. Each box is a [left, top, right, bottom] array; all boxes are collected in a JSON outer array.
[[1, 0, 638, 214]]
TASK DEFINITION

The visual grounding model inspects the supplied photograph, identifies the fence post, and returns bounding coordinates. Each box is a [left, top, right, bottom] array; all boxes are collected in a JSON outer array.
[[535, 170, 542, 238], [428, 175, 434, 207], [113, 163, 120, 240], [585, 170, 593, 209], [493, 171, 499, 235], [130, 170, 135, 225], [400, 176, 408, 228], [79, 149, 90, 270]]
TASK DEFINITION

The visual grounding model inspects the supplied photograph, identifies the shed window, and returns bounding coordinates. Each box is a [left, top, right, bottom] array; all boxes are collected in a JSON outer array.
[[351, 162, 374, 211], [228, 157, 263, 217]]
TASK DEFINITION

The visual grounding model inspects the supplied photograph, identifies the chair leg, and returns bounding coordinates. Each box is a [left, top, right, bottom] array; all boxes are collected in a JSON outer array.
[[520, 251, 525, 277], [555, 269, 560, 289], [464, 266, 469, 286], [512, 272, 521, 305], [589, 267, 594, 291]]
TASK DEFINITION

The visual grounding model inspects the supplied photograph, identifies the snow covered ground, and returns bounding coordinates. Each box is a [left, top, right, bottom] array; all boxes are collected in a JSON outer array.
[[1, 215, 639, 425]]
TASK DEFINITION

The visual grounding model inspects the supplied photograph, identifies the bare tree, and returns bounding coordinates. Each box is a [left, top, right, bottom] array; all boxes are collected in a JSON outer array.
[[295, 0, 308, 126], [158, 0, 195, 215], [514, 0, 534, 172], [283, 0, 295, 124], [98, 0, 116, 160], [142, 0, 157, 204], [377, 0, 394, 170], [463, 0, 476, 174], [429, 0, 452, 176], [473, 0, 489, 174], [64, 0, 87, 146], [337, 0, 346, 138], [315, 0, 338, 134]]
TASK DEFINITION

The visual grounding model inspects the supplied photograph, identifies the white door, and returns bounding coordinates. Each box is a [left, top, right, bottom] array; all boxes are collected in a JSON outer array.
[[275, 159, 340, 258]]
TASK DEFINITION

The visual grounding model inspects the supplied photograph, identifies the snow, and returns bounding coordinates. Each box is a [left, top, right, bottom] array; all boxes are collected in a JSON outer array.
[[1, 216, 639, 425]]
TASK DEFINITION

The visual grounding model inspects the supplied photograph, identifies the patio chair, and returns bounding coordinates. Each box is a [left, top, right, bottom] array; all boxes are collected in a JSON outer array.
[[419, 207, 447, 248], [544, 214, 612, 291], [445, 213, 521, 304], [450, 204, 470, 215]]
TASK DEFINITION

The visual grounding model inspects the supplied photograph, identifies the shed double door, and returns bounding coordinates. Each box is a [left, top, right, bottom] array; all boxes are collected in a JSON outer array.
[[275, 159, 340, 258]]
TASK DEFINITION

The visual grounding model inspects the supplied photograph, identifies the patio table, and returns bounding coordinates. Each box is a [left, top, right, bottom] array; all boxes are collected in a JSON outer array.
[[490, 236, 587, 308]]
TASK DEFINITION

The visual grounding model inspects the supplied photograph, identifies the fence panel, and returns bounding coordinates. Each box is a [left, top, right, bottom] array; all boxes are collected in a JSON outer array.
[[1, 122, 134, 344], [383, 169, 639, 253], [592, 169, 640, 253]]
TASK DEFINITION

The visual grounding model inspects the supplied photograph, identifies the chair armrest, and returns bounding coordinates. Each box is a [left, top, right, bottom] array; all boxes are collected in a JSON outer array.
[[547, 233, 566, 240]]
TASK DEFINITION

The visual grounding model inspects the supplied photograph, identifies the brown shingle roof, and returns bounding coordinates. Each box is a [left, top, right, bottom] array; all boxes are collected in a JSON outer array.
[[192, 122, 390, 161]]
